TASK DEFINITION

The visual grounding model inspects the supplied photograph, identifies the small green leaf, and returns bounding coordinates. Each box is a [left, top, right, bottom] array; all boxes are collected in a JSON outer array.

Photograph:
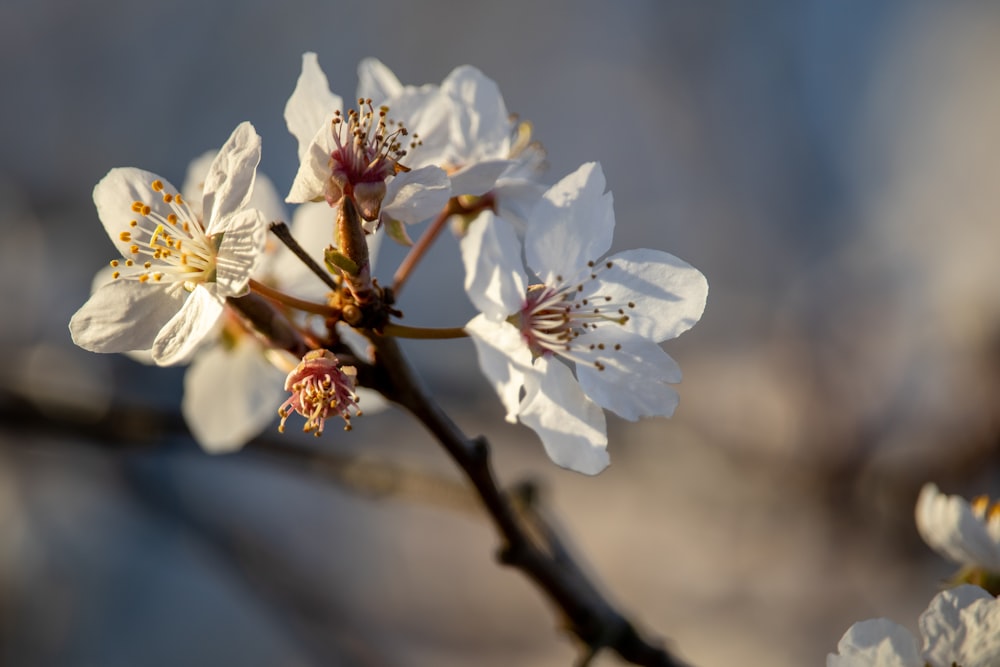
[[324, 246, 360, 276], [384, 215, 413, 247]]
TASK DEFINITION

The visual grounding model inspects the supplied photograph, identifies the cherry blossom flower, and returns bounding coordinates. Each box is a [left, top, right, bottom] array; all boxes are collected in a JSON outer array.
[[461, 162, 708, 474], [69, 122, 267, 367], [284, 52, 450, 233], [179, 159, 386, 450], [358, 58, 546, 232], [278, 349, 361, 435], [828, 585, 1000, 667], [916, 482, 1000, 574]]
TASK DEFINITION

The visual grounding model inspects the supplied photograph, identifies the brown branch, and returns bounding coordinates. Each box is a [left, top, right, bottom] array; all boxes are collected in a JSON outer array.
[[368, 334, 690, 667]]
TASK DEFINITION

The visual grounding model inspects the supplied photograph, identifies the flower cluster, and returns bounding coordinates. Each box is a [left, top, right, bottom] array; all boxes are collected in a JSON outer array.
[[68, 52, 707, 474], [829, 485, 1000, 666], [828, 585, 1000, 667]]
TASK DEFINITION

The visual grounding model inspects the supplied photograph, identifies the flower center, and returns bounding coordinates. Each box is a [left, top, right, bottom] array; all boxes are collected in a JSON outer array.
[[278, 350, 361, 435], [327, 99, 422, 220], [109, 179, 219, 294], [514, 260, 635, 369]]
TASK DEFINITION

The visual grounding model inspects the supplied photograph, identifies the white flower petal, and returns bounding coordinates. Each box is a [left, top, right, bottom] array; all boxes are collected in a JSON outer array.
[[180, 150, 215, 218], [93, 168, 181, 258], [212, 208, 268, 297], [388, 87, 454, 168], [355, 387, 389, 415], [447, 159, 513, 198], [826, 618, 922, 667], [587, 248, 709, 343], [575, 335, 681, 421], [915, 484, 1000, 570], [183, 339, 288, 453], [356, 57, 404, 103], [70, 279, 186, 354], [920, 585, 1000, 667], [519, 357, 609, 475], [460, 210, 528, 320], [525, 162, 615, 284], [286, 128, 337, 204], [441, 65, 512, 161], [492, 177, 546, 237], [184, 153, 285, 227], [465, 315, 531, 422], [201, 122, 261, 228], [151, 287, 224, 366], [382, 165, 451, 225], [285, 52, 343, 161]]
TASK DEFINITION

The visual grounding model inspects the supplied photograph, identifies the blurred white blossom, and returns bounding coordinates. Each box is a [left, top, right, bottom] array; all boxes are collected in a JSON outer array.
[[916, 483, 1000, 573], [828, 585, 1000, 667]]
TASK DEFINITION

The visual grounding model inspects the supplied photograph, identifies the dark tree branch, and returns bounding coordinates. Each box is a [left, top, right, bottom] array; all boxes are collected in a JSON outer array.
[[368, 335, 689, 667]]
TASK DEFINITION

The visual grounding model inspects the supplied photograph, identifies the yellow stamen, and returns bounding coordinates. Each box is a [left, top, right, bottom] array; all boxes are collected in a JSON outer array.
[[973, 495, 990, 517]]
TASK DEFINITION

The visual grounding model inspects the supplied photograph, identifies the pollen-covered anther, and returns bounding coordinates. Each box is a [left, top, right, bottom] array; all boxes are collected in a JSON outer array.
[[326, 99, 415, 221], [514, 262, 637, 363], [972, 494, 1000, 524], [109, 180, 217, 291], [277, 350, 361, 436]]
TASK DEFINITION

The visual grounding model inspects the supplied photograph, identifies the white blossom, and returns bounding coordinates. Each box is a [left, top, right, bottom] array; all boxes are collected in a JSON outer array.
[[916, 482, 1000, 572], [284, 52, 450, 232], [461, 162, 707, 474], [69, 122, 267, 367], [828, 585, 1000, 667]]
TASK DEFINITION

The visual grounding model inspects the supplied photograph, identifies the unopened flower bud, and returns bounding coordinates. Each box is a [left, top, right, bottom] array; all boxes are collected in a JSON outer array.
[[353, 181, 387, 223]]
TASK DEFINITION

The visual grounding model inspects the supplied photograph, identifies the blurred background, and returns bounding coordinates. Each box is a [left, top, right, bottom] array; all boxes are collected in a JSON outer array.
[[2, 1, 1000, 665]]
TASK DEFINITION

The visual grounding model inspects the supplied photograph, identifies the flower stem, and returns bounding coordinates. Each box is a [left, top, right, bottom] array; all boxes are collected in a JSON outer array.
[[392, 202, 459, 295], [392, 194, 495, 296], [268, 221, 340, 291], [381, 323, 467, 340], [249, 278, 339, 317]]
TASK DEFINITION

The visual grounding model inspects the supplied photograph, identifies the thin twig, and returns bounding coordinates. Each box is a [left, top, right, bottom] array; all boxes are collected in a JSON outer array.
[[381, 323, 468, 340], [248, 278, 339, 317], [269, 220, 340, 291]]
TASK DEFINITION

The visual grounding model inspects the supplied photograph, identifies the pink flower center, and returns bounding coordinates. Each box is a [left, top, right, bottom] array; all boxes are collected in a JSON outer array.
[[515, 260, 635, 369], [278, 350, 361, 435], [326, 99, 421, 221]]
